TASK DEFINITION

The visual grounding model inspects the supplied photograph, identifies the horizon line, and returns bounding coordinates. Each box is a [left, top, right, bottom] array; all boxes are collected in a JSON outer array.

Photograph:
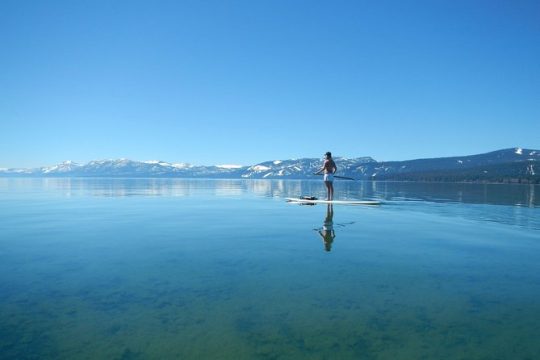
[[1, 147, 534, 169]]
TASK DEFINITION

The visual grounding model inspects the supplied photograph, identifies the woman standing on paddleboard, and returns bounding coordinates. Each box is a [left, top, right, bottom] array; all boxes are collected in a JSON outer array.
[[315, 152, 337, 200]]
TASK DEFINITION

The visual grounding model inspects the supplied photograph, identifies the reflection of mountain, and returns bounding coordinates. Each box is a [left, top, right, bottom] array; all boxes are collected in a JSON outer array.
[[2, 178, 536, 208], [369, 181, 538, 208], [1, 148, 539, 183], [2, 178, 537, 229], [0, 178, 307, 199], [369, 182, 540, 230]]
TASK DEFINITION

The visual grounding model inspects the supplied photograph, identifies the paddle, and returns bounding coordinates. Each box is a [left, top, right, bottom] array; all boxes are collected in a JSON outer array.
[[313, 173, 356, 181]]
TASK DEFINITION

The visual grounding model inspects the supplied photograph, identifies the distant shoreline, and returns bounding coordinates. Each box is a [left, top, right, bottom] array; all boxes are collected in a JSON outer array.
[[1, 175, 538, 185]]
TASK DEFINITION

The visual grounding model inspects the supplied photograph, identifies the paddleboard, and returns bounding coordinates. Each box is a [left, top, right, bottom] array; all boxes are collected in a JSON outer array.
[[286, 197, 381, 205]]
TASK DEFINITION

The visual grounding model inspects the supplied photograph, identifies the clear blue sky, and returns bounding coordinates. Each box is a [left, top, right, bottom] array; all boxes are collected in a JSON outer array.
[[1, 0, 539, 168]]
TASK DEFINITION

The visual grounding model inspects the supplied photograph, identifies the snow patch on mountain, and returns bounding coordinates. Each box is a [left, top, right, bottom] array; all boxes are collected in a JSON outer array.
[[144, 160, 172, 166], [251, 165, 271, 172], [173, 163, 191, 169], [217, 164, 243, 169]]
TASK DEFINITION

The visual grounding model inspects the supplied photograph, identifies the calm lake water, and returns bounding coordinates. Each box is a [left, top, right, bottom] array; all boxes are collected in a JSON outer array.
[[1, 178, 539, 359]]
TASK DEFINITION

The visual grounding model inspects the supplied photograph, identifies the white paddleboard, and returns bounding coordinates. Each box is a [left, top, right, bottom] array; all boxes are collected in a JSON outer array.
[[286, 197, 381, 205]]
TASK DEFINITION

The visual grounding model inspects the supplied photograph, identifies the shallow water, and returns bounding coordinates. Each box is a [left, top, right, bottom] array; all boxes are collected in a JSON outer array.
[[1, 178, 539, 359]]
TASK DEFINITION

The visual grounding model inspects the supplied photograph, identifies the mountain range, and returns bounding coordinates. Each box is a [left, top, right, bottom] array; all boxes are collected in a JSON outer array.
[[1, 148, 538, 183]]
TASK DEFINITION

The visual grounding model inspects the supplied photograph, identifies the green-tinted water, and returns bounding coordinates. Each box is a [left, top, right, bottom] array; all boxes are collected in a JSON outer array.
[[1, 178, 539, 359]]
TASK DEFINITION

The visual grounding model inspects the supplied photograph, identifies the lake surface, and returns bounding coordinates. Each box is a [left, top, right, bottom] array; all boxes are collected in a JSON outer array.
[[1, 178, 539, 359]]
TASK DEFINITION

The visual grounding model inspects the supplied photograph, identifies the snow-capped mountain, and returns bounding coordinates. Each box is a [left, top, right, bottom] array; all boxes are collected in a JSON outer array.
[[0, 148, 538, 183], [241, 157, 376, 179], [41, 160, 82, 174], [2, 158, 247, 178], [347, 147, 539, 181]]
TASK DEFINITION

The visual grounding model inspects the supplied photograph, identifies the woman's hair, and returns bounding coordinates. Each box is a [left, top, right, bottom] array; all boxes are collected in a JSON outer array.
[[325, 152, 332, 157]]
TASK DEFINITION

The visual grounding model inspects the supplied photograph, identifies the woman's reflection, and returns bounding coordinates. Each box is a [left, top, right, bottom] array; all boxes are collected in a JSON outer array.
[[318, 204, 335, 251]]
